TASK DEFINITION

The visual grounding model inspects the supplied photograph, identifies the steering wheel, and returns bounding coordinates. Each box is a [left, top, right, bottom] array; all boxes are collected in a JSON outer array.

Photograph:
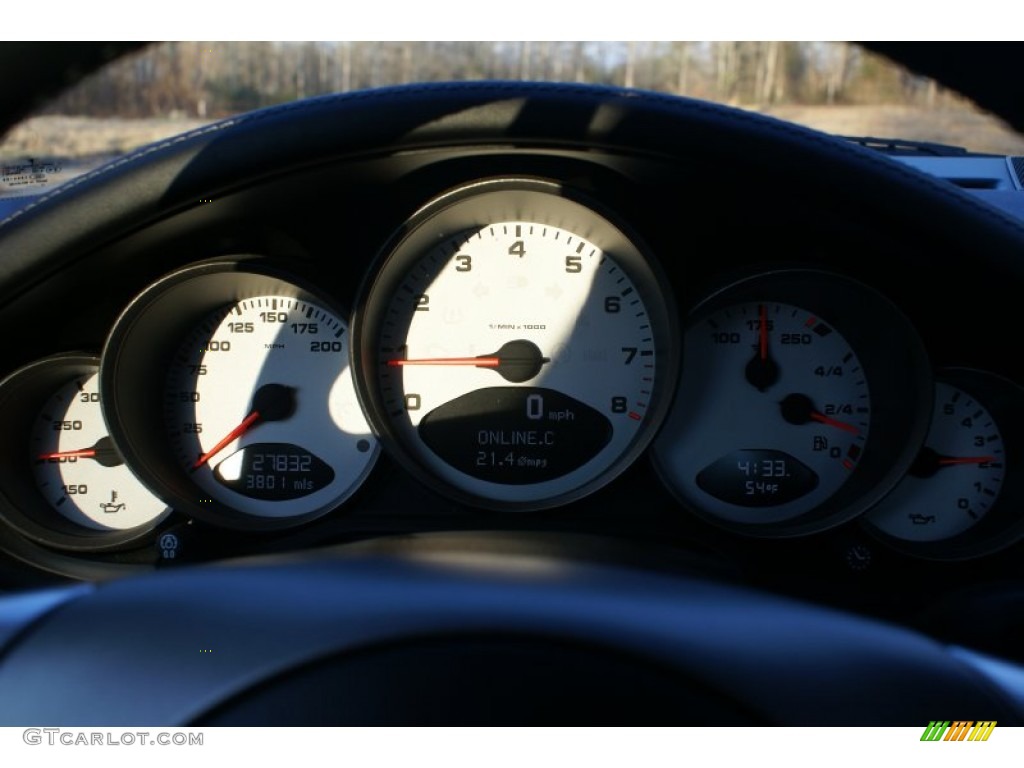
[[1, 47, 1024, 725]]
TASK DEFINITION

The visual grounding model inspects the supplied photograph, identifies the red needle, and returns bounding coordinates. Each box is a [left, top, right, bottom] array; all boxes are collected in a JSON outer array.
[[38, 448, 96, 460], [759, 303, 768, 361], [192, 411, 261, 470], [809, 411, 861, 435], [388, 357, 500, 367], [937, 456, 996, 465]]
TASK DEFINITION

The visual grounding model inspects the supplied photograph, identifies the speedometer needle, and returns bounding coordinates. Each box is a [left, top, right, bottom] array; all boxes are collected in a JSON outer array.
[[388, 339, 550, 383], [191, 383, 297, 470]]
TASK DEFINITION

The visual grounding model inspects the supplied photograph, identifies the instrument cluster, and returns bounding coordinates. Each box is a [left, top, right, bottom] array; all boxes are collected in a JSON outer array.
[[0, 174, 1021, 581]]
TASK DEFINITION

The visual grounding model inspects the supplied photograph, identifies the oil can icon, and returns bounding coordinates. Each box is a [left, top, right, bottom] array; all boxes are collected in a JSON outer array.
[[99, 490, 125, 515]]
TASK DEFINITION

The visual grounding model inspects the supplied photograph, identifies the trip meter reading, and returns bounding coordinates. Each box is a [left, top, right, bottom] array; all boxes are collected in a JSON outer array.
[[653, 270, 930, 537], [353, 180, 678, 510]]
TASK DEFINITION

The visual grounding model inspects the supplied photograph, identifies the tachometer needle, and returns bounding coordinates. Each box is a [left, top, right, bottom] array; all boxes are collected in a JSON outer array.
[[190, 383, 297, 470], [387, 339, 550, 383], [389, 357, 500, 367]]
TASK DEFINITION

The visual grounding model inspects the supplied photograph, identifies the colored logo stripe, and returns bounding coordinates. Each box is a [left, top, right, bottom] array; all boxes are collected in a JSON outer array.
[[920, 720, 996, 741], [968, 721, 997, 741], [921, 721, 949, 741], [944, 721, 973, 741]]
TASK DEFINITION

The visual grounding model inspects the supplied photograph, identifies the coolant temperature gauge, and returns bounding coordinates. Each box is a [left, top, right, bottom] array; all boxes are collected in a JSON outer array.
[[31, 373, 169, 531]]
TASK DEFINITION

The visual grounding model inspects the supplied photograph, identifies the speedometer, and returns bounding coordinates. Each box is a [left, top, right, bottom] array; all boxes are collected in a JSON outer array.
[[164, 296, 374, 518], [352, 179, 679, 510], [101, 262, 378, 530]]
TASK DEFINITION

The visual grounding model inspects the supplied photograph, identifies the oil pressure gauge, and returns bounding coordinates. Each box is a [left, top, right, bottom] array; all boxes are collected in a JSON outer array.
[[653, 270, 931, 537], [864, 368, 1024, 559]]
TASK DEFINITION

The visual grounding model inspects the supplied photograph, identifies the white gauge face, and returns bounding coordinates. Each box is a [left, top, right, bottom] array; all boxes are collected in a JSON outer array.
[[31, 373, 169, 531], [656, 302, 870, 525], [374, 220, 663, 505], [165, 297, 377, 518], [868, 383, 1005, 543]]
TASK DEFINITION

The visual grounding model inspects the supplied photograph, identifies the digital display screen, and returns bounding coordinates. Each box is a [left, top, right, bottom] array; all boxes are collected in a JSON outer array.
[[696, 449, 819, 507], [214, 442, 335, 500]]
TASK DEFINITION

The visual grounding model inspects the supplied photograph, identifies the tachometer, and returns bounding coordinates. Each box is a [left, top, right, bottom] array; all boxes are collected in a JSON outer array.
[[352, 179, 679, 510], [101, 262, 378, 530], [653, 270, 931, 537]]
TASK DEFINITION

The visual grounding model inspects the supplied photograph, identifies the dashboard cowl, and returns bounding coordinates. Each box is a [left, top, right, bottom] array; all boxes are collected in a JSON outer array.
[[3, 82, 1024, 305]]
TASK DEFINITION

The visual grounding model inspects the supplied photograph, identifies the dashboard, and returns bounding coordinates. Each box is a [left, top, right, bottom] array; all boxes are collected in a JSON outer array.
[[1, 81, 1024, 680]]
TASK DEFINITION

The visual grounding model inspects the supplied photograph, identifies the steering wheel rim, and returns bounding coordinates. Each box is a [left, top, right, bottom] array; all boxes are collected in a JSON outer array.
[[0, 532, 1020, 725]]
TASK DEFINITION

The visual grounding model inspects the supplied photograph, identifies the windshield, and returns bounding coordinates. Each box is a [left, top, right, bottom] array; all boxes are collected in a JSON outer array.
[[2, 42, 1023, 201]]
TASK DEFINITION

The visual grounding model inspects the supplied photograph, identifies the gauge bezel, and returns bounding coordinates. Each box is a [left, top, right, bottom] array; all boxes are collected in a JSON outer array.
[[652, 268, 933, 538], [351, 177, 681, 511], [862, 367, 1024, 561], [100, 260, 379, 531], [0, 353, 171, 553]]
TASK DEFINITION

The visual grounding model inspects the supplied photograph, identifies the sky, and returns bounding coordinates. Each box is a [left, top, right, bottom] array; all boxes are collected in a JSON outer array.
[[4, 1, 1011, 43]]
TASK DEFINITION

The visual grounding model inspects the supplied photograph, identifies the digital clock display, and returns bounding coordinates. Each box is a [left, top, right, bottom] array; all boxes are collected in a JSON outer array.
[[696, 448, 819, 507]]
